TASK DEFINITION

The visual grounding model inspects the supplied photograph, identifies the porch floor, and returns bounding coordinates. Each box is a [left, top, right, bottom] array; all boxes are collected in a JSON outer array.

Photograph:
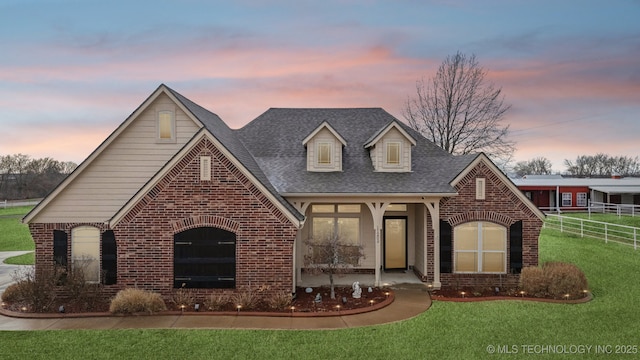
[[299, 270, 425, 288]]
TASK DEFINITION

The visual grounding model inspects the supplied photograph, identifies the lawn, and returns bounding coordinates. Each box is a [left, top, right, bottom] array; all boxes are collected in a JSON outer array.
[[1, 227, 638, 359], [0, 206, 35, 252]]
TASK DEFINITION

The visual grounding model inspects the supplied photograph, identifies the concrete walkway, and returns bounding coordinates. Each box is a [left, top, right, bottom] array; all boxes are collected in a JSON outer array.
[[0, 251, 32, 293], [0, 283, 431, 331]]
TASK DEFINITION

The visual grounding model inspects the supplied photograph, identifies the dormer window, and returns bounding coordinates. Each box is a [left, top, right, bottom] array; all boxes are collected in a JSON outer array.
[[365, 121, 416, 172], [317, 142, 333, 166], [157, 111, 176, 143], [303, 122, 346, 172], [385, 141, 401, 166]]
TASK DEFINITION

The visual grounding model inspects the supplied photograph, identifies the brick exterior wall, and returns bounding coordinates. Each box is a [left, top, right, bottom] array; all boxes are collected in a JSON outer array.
[[434, 160, 542, 288], [30, 137, 299, 301]]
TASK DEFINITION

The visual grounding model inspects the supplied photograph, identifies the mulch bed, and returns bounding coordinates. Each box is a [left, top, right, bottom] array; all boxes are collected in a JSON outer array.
[[431, 286, 592, 303]]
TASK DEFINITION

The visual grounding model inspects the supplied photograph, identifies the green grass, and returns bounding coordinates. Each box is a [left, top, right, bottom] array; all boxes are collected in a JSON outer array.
[[3, 251, 34, 265], [1, 227, 639, 359], [0, 206, 34, 251]]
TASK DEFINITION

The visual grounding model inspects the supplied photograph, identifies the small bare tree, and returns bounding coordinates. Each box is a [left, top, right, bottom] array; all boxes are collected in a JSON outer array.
[[403, 52, 514, 168], [304, 234, 364, 299]]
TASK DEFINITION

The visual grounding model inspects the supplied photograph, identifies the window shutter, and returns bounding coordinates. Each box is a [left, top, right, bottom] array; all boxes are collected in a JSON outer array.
[[53, 230, 68, 267], [101, 230, 117, 285], [440, 220, 452, 274], [509, 221, 523, 274]]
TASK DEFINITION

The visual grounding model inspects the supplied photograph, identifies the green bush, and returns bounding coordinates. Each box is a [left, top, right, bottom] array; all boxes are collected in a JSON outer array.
[[519, 266, 547, 297], [544, 261, 589, 299], [109, 288, 167, 314]]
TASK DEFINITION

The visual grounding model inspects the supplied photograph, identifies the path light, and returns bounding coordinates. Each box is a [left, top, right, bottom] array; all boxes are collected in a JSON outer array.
[[369, 300, 375, 306], [21, 306, 27, 312], [1, 302, 5, 308], [385, 291, 390, 298], [461, 291, 466, 298], [290, 306, 295, 313], [236, 304, 242, 313], [519, 291, 526, 298], [564, 294, 570, 300], [180, 304, 186, 312], [582, 289, 589, 295], [194, 303, 200, 312], [336, 304, 341, 312], [427, 284, 433, 292]]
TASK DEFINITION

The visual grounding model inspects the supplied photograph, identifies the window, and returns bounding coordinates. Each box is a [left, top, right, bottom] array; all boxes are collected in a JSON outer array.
[[386, 204, 407, 212], [311, 204, 361, 245], [317, 142, 332, 165], [157, 111, 175, 142], [71, 226, 100, 283], [577, 192, 588, 207], [453, 222, 506, 273], [174, 227, 236, 289], [200, 156, 212, 181], [386, 142, 401, 165], [476, 178, 486, 200], [562, 193, 572, 207]]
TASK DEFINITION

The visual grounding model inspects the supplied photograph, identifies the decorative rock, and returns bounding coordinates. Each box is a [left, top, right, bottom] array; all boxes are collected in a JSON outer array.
[[368, 287, 373, 293], [314, 293, 322, 303], [305, 287, 313, 293]]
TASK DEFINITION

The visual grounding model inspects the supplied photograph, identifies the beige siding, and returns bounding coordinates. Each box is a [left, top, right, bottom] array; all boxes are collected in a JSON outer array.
[[32, 93, 201, 223], [306, 128, 342, 172], [370, 127, 412, 172]]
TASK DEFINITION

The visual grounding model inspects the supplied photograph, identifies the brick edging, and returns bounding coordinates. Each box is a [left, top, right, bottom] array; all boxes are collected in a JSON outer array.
[[0, 292, 394, 319]]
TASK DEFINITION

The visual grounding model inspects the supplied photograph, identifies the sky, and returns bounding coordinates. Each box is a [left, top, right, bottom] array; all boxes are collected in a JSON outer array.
[[1, 0, 639, 173]]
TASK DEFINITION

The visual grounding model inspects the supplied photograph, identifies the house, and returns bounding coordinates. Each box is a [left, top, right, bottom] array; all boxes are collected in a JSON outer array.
[[24, 85, 544, 300], [513, 175, 640, 212]]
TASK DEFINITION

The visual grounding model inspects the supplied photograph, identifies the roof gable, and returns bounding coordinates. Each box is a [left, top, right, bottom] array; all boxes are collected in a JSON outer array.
[[364, 121, 417, 148], [302, 121, 347, 146]]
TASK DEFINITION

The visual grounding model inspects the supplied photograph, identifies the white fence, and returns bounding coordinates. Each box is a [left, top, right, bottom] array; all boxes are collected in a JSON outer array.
[[589, 201, 640, 217], [1, 199, 41, 209], [545, 213, 638, 250]]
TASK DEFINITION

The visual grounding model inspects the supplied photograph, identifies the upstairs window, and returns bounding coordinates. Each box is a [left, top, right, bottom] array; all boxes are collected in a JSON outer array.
[[317, 142, 332, 166], [157, 111, 176, 142], [385, 142, 401, 166]]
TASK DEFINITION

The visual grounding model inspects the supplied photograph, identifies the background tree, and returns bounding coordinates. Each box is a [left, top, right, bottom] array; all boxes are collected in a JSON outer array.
[[564, 154, 640, 177], [304, 234, 364, 300], [513, 157, 553, 177], [0, 154, 77, 200], [403, 51, 514, 168]]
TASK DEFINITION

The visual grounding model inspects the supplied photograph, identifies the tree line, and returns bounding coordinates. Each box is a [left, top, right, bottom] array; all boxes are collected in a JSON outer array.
[[512, 154, 640, 178], [0, 154, 77, 200]]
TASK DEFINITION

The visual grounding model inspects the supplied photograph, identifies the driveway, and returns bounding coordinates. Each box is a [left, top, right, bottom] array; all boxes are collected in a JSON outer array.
[[0, 251, 32, 294]]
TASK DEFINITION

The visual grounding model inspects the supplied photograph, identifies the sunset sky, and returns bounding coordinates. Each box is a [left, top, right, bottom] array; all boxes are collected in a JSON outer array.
[[1, 0, 638, 172]]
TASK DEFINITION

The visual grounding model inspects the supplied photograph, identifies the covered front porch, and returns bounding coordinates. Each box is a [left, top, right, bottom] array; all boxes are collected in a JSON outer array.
[[289, 196, 446, 292]]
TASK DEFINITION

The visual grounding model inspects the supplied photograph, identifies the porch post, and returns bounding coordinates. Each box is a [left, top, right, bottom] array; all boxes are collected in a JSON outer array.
[[424, 201, 441, 289], [366, 202, 389, 287]]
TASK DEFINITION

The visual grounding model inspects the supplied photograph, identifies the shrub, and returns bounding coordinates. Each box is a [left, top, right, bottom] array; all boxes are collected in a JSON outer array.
[[5, 265, 65, 312], [266, 291, 292, 311], [109, 288, 167, 314], [170, 283, 195, 310], [203, 293, 231, 311], [1, 281, 30, 304], [232, 290, 258, 311], [520, 266, 547, 297], [543, 262, 588, 299]]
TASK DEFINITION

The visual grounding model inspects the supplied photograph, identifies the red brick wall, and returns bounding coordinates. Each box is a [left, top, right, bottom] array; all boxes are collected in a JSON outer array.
[[30, 137, 299, 301], [436, 159, 543, 288]]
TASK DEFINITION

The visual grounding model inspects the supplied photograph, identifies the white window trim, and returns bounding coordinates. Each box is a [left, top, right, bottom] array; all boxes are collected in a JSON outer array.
[[316, 141, 334, 167], [157, 110, 176, 143], [310, 204, 362, 245], [562, 192, 572, 207], [384, 141, 402, 168], [577, 192, 588, 207], [200, 156, 212, 181], [476, 178, 486, 200], [454, 222, 507, 274]]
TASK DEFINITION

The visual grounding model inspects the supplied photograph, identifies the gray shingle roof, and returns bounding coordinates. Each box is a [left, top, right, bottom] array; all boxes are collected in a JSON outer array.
[[236, 108, 478, 194], [165, 86, 304, 221]]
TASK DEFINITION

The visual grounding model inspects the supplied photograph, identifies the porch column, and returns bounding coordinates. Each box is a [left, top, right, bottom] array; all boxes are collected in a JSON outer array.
[[366, 202, 390, 286], [424, 200, 441, 289]]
